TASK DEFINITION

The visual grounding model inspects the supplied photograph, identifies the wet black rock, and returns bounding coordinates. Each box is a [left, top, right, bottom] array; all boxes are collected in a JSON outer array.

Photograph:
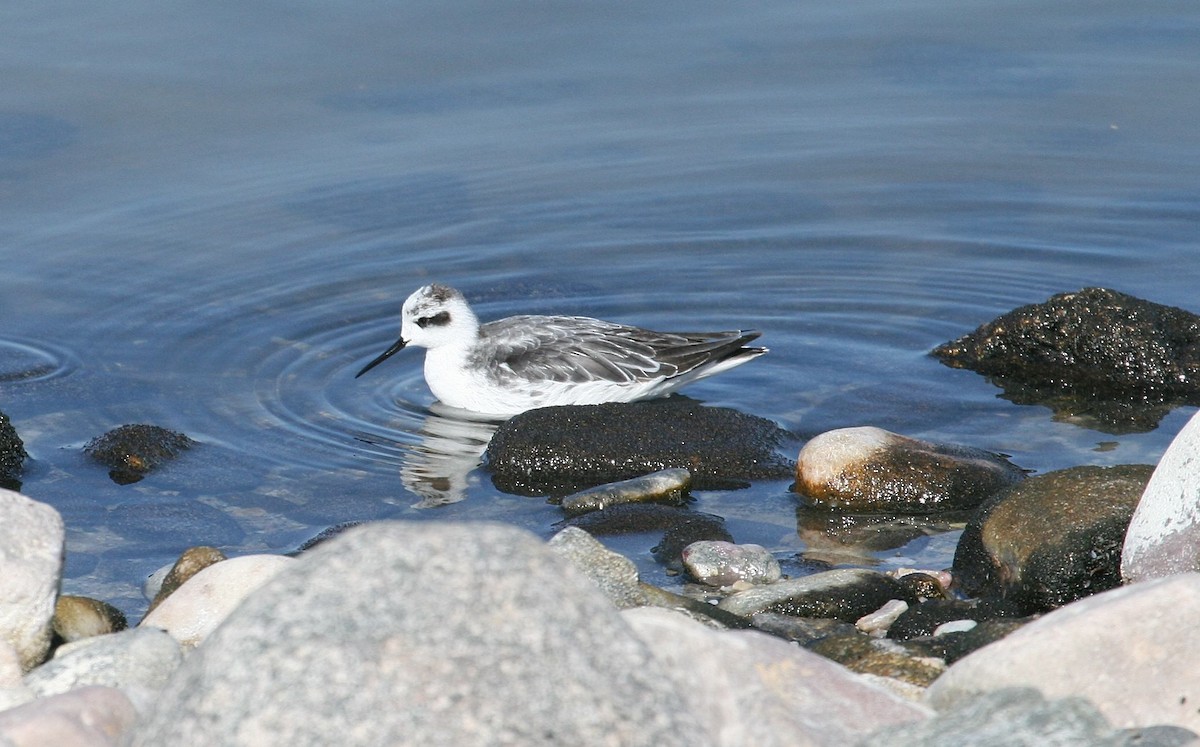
[[718, 568, 910, 622], [484, 399, 796, 496], [954, 464, 1153, 613], [84, 424, 194, 484], [932, 288, 1200, 432], [794, 426, 1025, 514], [903, 618, 1030, 665], [0, 410, 28, 488], [289, 522, 366, 555], [886, 597, 1026, 641]]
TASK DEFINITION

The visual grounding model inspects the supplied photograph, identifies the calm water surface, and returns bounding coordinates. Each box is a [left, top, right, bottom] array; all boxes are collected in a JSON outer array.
[[2, 1, 1198, 614]]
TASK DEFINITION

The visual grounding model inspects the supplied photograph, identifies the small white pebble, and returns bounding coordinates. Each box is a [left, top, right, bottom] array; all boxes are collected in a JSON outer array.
[[933, 619, 978, 636]]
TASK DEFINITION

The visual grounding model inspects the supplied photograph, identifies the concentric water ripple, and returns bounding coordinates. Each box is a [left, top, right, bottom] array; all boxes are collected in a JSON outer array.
[[0, 337, 78, 383]]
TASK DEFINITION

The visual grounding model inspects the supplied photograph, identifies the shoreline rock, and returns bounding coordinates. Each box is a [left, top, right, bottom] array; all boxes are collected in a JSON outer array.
[[794, 426, 1025, 514]]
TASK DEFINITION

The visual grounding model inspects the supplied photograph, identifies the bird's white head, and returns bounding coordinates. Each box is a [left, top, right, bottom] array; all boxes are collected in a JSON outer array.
[[355, 283, 479, 379], [399, 284, 479, 350]]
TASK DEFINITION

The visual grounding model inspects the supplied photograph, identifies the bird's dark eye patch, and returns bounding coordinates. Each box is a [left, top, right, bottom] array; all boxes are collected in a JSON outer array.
[[416, 311, 451, 328]]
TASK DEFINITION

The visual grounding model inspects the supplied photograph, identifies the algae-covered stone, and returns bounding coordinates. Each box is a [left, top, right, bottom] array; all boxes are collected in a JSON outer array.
[[0, 411, 27, 488], [84, 423, 194, 484], [485, 400, 795, 495], [933, 288, 1200, 431], [954, 464, 1152, 612]]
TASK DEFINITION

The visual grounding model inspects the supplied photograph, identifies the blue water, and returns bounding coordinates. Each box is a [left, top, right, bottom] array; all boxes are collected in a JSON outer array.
[[1, 1, 1198, 614]]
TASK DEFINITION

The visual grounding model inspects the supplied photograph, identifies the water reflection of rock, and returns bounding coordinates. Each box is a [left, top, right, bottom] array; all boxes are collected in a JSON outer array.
[[795, 507, 969, 567], [400, 404, 500, 508]]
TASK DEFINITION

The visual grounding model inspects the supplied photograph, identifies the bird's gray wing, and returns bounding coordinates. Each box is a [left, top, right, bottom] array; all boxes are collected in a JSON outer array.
[[475, 316, 760, 385]]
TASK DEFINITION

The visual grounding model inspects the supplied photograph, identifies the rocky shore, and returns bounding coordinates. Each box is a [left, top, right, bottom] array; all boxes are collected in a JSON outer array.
[[2, 287, 1200, 745]]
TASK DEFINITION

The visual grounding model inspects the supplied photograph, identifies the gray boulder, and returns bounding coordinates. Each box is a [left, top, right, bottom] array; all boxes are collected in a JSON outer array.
[[127, 521, 710, 746], [0, 489, 63, 672], [926, 573, 1200, 735]]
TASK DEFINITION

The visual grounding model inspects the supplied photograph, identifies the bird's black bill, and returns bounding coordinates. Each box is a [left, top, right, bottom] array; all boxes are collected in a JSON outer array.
[[355, 338, 407, 378]]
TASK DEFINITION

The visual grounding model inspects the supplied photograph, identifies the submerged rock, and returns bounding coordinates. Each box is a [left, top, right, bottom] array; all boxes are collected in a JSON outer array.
[[484, 399, 796, 496], [559, 468, 692, 517], [954, 464, 1152, 613], [932, 288, 1200, 432], [1122, 409, 1200, 582], [0, 411, 27, 488], [84, 424, 194, 484], [794, 426, 1025, 514], [650, 512, 735, 569]]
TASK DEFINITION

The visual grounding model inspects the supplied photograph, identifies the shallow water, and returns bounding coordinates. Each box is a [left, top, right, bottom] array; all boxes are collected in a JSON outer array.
[[2, 1, 1198, 615]]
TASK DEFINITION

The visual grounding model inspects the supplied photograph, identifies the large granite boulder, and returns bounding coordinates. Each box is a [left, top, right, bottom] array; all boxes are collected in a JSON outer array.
[[126, 521, 709, 746]]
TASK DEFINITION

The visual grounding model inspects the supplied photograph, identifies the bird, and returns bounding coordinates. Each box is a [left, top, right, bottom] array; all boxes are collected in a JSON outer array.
[[355, 283, 767, 417]]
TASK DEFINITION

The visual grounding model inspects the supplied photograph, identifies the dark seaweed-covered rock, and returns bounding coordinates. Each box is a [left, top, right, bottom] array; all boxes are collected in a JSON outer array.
[[84, 424, 194, 484], [933, 288, 1200, 432], [953, 464, 1153, 613], [0, 410, 28, 488], [902, 618, 1030, 665], [484, 399, 796, 496], [886, 597, 1026, 641]]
